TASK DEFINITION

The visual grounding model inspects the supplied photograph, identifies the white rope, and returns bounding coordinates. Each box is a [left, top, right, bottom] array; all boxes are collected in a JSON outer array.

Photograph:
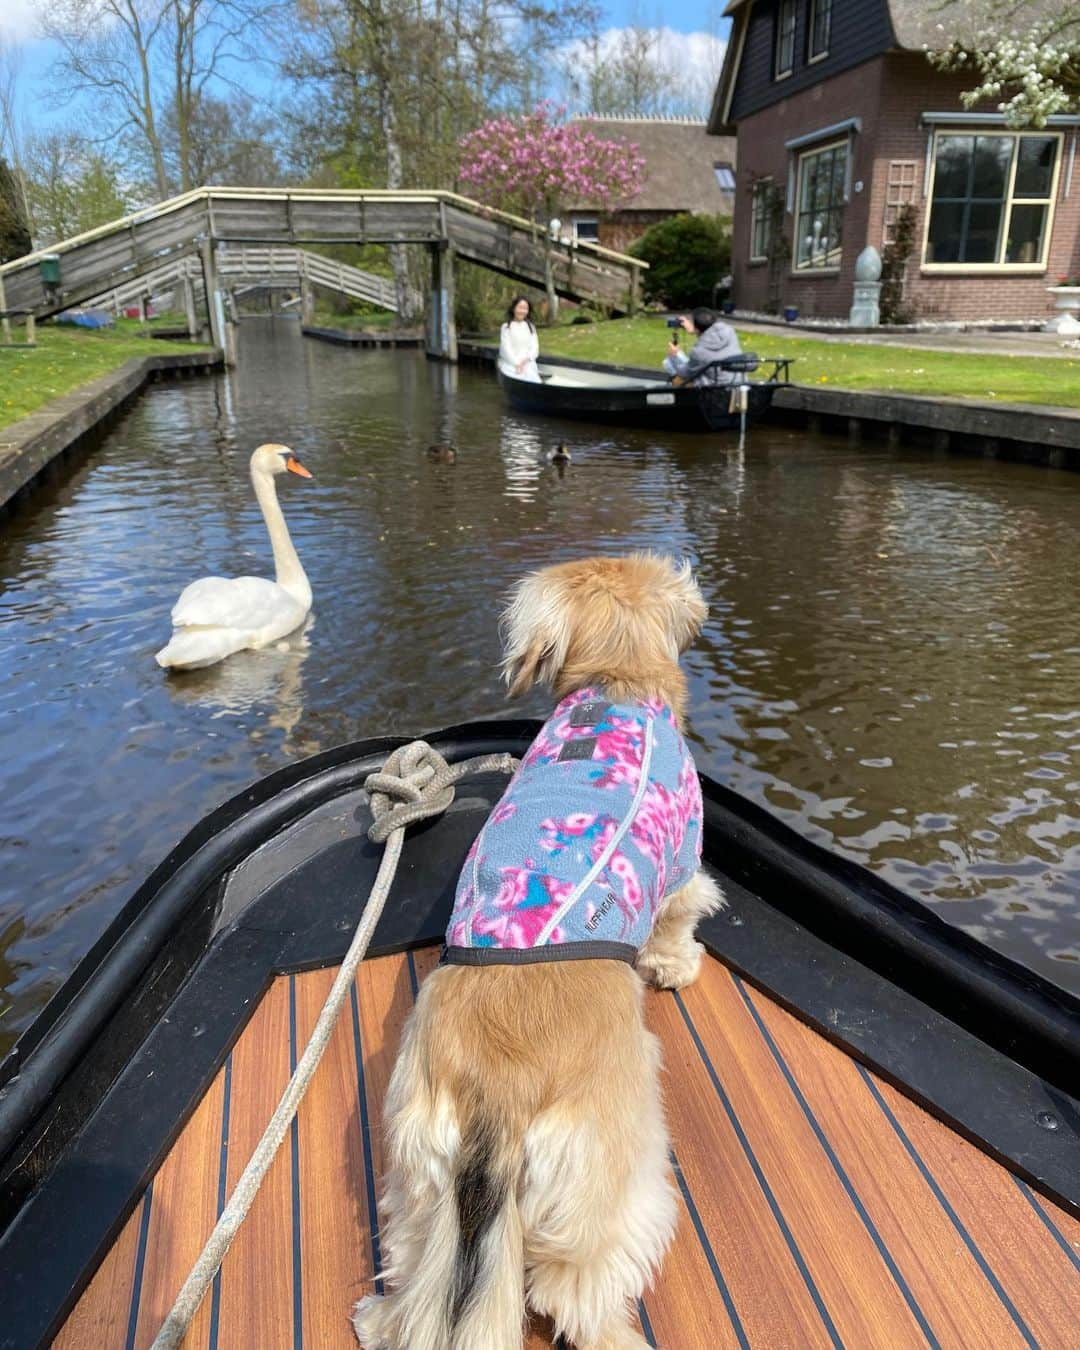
[[151, 741, 518, 1350]]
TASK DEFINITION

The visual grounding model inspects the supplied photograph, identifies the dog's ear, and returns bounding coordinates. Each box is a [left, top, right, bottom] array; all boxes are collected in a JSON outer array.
[[664, 558, 708, 654], [501, 570, 572, 696]]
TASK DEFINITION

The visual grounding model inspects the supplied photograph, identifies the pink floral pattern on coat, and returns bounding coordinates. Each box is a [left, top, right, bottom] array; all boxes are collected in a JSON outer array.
[[446, 689, 703, 957]]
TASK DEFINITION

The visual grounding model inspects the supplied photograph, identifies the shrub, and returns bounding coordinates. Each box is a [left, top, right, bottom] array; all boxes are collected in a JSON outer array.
[[628, 213, 732, 308], [879, 204, 917, 324]]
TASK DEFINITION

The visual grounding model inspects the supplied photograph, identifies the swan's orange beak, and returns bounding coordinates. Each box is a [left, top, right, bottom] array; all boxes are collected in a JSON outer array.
[[286, 456, 312, 479]]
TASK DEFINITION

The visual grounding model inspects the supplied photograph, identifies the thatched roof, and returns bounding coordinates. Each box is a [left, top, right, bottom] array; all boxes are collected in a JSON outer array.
[[887, 0, 1069, 48], [568, 117, 736, 214], [719, 0, 1068, 51]]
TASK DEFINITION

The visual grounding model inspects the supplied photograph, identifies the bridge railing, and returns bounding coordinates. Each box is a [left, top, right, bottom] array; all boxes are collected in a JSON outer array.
[[0, 186, 647, 323]]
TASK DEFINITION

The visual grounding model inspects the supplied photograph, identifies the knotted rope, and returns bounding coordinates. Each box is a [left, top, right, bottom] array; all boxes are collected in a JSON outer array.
[[152, 741, 518, 1350]]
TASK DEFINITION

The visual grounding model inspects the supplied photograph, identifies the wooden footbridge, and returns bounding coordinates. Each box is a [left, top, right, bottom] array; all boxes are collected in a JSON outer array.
[[0, 187, 647, 361], [85, 247, 400, 327]]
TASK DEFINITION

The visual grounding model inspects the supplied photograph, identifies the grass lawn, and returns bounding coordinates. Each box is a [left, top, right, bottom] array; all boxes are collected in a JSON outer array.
[[532, 315, 1080, 410], [0, 320, 211, 432], [310, 309, 404, 331]]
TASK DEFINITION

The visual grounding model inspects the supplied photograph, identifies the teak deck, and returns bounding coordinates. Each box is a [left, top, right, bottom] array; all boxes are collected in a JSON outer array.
[[56, 950, 1080, 1349]]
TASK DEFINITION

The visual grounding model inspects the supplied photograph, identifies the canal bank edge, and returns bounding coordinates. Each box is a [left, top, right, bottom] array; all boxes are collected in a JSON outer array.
[[0, 348, 224, 512], [453, 340, 1080, 471]]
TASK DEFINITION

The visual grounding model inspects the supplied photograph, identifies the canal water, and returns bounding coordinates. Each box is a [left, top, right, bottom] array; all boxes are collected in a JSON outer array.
[[1, 318, 1077, 1052]]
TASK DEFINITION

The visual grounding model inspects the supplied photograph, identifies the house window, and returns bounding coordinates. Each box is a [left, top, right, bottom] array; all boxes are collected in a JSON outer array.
[[924, 132, 1061, 267], [808, 0, 832, 59], [573, 218, 599, 243], [714, 163, 737, 191], [775, 0, 796, 78], [883, 161, 917, 245], [751, 179, 773, 260], [794, 140, 847, 269]]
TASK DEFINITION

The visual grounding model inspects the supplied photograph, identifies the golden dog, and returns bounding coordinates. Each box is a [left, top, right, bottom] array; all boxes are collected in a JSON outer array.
[[354, 554, 724, 1350]]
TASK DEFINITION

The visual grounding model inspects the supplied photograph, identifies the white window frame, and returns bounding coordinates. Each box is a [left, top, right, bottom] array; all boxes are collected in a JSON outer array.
[[808, 0, 831, 62], [775, 0, 796, 79], [750, 177, 773, 261], [921, 129, 1064, 273], [714, 162, 737, 191], [793, 138, 848, 273], [572, 217, 599, 244]]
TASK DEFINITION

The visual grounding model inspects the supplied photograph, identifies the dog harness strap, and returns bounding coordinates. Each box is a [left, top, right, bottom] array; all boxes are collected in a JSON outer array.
[[441, 941, 637, 967]]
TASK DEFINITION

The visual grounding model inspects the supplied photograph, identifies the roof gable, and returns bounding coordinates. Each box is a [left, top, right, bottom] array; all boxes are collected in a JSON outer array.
[[710, 0, 893, 132]]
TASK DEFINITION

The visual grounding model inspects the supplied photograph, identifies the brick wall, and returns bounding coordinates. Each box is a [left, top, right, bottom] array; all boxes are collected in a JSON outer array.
[[728, 52, 1080, 322], [597, 211, 669, 254], [876, 55, 1080, 322]]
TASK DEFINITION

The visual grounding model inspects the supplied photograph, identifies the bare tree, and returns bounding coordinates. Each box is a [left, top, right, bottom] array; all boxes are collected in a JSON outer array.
[[42, 0, 283, 198], [0, 35, 34, 244], [162, 91, 284, 185], [286, 0, 595, 317], [561, 23, 725, 119], [22, 130, 130, 243]]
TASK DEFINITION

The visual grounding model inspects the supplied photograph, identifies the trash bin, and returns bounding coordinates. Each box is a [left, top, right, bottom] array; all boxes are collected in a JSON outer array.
[[39, 254, 61, 286]]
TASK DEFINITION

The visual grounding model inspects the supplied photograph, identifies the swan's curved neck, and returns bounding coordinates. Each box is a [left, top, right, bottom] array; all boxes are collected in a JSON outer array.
[[252, 468, 311, 608]]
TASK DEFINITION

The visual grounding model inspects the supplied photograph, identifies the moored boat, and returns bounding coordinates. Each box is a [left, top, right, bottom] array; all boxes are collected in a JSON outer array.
[[498, 355, 793, 432], [0, 721, 1076, 1348]]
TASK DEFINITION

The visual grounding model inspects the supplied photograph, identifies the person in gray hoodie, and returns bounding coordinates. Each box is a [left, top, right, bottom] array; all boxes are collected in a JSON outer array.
[[663, 307, 742, 386]]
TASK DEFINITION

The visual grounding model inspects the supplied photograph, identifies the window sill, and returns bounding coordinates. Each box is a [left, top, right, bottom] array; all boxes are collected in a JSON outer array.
[[808, 50, 829, 64], [920, 264, 1048, 275], [790, 267, 842, 278], [748, 257, 769, 267], [774, 68, 793, 82]]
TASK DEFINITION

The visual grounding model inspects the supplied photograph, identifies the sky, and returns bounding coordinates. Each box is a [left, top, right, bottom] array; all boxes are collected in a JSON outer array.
[[1, 0, 731, 139]]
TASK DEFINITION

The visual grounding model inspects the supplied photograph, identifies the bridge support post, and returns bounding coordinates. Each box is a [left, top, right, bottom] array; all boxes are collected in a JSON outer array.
[[199, 238, 230, 360], [425, 241, 457, 362], [182, 275, 198, 340], [300, 276, 315, 325]]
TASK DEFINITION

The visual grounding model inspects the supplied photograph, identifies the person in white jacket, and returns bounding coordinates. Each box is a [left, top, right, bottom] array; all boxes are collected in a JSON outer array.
[[498, 296, 541, 382]]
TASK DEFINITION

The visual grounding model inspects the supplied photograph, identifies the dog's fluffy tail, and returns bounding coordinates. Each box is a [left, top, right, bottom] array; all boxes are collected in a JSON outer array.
[[447, 1114, 524, 1349], [356, 1107, 525, 1350]]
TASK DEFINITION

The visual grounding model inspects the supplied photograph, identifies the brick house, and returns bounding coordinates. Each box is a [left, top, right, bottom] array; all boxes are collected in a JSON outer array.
[[564, 117, 737, 254], [708, 0, 1080, 321]]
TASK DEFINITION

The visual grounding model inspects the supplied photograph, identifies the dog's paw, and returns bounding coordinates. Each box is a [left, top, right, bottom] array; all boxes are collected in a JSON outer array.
[[352, 1294, 391, 1348], [638, 939, 704, 991]]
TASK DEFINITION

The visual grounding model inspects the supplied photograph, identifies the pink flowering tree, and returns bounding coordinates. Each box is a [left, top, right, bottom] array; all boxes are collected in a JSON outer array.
[[458, 103, 645, 317]]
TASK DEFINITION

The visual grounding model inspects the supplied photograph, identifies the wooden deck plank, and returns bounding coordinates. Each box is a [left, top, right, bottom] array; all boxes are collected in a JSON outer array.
[[645, 987, 834, 1348], [746, 981, 1030, 1349], [878, 1077, 1080, 1350], [295, 966, 371, 1349], [1014, 1181, 1080, 1260], [53, 951, 1079, 1350], [213, 977, 294, 1350], [130, 1069, 225, 1349], [355, 952, 417, 1178], [53, 1191, 146, 1349], [641, 1156, 746, 1350], [409, 945, 443, 985], [679, 964, 930, 1348]]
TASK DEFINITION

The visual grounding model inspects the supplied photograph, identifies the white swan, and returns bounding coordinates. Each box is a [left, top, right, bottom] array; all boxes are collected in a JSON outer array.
[[155, 443, 313, 670]]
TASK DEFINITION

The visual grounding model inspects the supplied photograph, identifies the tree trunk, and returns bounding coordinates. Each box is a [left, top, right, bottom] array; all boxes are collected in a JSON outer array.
[[372, 15, 415, 321]]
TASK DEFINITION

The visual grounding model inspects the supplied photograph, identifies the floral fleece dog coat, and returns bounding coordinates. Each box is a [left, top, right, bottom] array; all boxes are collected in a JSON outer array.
[[444, 688, 703, 966]]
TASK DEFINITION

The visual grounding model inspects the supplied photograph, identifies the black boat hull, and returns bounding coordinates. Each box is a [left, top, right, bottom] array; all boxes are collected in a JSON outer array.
[[0, 722, 1076, 1347], [498, 363, 778, 430]]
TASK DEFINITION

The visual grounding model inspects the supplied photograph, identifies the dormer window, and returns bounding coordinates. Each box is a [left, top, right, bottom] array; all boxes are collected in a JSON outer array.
[[809, 0, 832, 60], [775, 0, 796, 78], [714, 163, 737, 190]]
